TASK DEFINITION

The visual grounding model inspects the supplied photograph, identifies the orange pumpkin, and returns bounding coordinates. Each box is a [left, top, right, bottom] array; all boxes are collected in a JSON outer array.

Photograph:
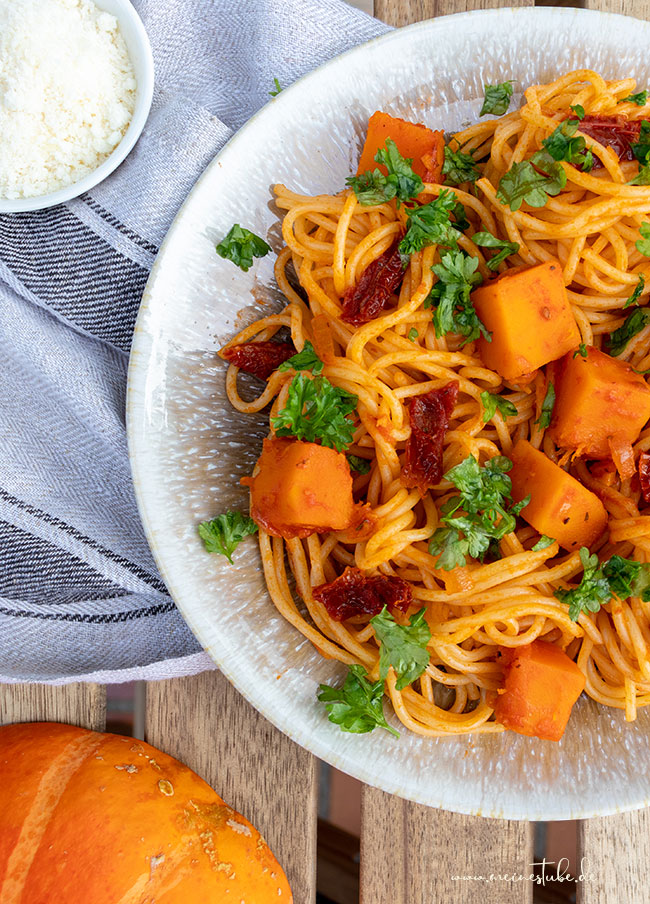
[[0, 722, 292, 904]]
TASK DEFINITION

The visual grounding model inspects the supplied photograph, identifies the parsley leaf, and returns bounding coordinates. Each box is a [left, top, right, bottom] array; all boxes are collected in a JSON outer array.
[[628, 122, 650, 184], [570, 104, 586, 120], [624, 90, 648, 106], [216, 225, 271, 272], [602, 555, 650, 602], [426, 251, 489, 345], [442, 143, 480, 185], [624, 275, 645, 309], [472, 230, 520, 270], [272, 373, 357, 452], [317, 664, 399, 737], [269, 77, 283, 97], [573, 343, 588, 359], [480, 81, 514, 117], [371, 606, 431, 691], [198, 512, 258, 564], [346, 138, 423, 206], [347, 454, 371, 475], [541, 120, 593, 171], [532, 535, 556, 551], [536, 382, 555, 429], [555, 547, 611, 621], [637, 223, 650, 257], [496, 155, 566, 212], [278, 340, 323, 375], [555, 551, 650, 621], [429, 455, 527, 569], [608, 308, 650, 356], [408, 328, 419, 342], [399, 190, 460, 255], [480, 391, 517, 423]]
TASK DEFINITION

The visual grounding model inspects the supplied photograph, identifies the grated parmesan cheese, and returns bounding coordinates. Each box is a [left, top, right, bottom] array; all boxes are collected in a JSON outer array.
[[0, 0, 137, 200]]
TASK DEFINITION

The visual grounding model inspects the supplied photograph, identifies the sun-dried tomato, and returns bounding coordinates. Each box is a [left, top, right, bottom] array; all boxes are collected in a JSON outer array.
[[220, 341, 295, 380], [341, 240, 404, 326], [401, 382, 459, 493], [639, 450, 650, 504], [573, 115, 647, 169], [312, 567, 412, 622]]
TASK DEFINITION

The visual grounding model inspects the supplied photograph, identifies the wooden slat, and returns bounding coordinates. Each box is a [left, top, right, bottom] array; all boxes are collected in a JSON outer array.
[[584, 0, 650, 17], [361, 788, 533, 904], [0, 683, 106, 730], [145, 671, 317, 904], [577, 810, 650, 903], [375, 0, 529, 26], [361, 1, 535, 902]]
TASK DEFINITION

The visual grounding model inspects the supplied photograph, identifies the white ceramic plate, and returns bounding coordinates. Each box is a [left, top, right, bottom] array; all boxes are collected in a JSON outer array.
[[128, 7, 650, 820]]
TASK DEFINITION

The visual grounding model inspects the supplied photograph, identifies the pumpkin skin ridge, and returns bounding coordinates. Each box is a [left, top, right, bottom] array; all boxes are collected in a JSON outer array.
[[0, 722, 292, 904], [1, 728, 104, 904]]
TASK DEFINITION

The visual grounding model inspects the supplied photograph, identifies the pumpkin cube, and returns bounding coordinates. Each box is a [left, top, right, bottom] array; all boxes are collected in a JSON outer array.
[[245, 437, 355, 538], [357, 111, 445, 182], [472, 260, 581, 382], [509, 440, 607, 552], [494, 641, 586, 741], [549, 346, 650, 458]]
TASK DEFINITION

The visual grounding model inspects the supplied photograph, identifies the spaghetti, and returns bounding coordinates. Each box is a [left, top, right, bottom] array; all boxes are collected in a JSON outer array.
[[219, 70, 650, 738]]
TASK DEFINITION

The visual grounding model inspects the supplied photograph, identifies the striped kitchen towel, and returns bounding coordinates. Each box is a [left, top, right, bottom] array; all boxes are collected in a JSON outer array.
[[0, 0, 388, 682]]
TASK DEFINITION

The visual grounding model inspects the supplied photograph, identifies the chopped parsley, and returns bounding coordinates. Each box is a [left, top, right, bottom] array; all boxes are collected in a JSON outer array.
[[426, 251, 489, 346], [371, 606, 431, 691], [347, 454, 371, 475], [428, 455, 529, 570], [216, 225, 271, 272], [532, 535, 556, 552], [629, 122, 650, 184], [269, 77, 283, 97], [555, 549, 650, 621], [636, 223, 650, 257], [496, 155, 566, 212], [198, 512, 258, 564], [624, 274, 645, 309], [399, 190, 461, 255], [480, 81, 514, 117], [278, 340, 323, 374], [536, 382, 555, 429], [570, 104, 586, 120], [317, 664, 399, 737], [573, 343, 588, 359], [472, 230, 520, 271], [442, 142, 480, 185], [624, 90, 648, 106], [608, 308, 650, 356], [541, 120, 593, 171], [271, 373, 357, 452], [480, 391, 517, 423], [346, 138, 423, 206]]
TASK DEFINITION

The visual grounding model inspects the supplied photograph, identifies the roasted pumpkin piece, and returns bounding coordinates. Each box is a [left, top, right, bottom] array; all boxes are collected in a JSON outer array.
[[549, 346, 650, 459], [471, 260, 580, 382], [494, 640, 586, 741], [509, 440, 607, 552], [245, 437, 356, 538], [357, 111, 445, 182]]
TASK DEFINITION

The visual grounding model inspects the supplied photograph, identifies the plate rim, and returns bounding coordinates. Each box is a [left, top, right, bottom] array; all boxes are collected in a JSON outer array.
[[127, 5, 650, 821]]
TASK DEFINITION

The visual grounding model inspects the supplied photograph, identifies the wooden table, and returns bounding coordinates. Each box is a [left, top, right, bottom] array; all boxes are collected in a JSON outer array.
[[4, 1, 650, 902]]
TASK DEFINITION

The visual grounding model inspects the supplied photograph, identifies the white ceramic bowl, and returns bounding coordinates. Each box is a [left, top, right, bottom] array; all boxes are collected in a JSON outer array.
[[0, 0, 154, 213], [128, 7, 650, 820]]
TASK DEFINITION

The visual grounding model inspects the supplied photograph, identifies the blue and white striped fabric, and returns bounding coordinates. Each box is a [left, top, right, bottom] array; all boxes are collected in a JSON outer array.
[[0, 0, 387, 682]]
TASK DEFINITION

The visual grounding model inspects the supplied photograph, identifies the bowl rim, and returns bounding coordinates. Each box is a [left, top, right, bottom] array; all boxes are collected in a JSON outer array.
[[0, 0, 154, 214], [127, 5, 650, 821]]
